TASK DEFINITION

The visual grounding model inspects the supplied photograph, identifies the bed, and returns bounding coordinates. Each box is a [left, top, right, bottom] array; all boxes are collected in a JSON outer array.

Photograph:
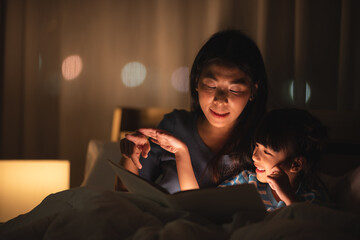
[[1, 140, 359, 239]]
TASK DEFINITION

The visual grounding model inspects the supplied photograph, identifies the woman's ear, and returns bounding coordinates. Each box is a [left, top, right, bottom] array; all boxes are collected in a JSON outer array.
[[290, 157, 306, 173], [250, 83, 258, 101]]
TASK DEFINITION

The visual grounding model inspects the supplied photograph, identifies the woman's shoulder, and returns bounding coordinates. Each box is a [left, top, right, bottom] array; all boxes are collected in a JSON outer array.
[[159, 109, 195, 132], [163, 109, 193, 120]]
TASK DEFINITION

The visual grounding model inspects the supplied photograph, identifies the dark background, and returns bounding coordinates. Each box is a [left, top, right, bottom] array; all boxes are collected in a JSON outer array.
[[1, 0, 359, 186]]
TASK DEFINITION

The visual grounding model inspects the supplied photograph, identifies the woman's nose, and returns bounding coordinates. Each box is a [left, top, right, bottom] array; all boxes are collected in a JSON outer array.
[[214, 88, 228, 103]]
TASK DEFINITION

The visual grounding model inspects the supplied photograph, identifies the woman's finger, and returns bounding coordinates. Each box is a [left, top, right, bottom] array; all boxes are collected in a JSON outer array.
[[141, 141, 151, 158], [139, 128, 173, 141], [129, 146, 142, 169], [120, 138, 132, 157], [149, 138, 160, 145], [120, 138, 143, 169], [140, 128, 169, 144], [126, 132, 148, 145], [138, 128, 158, 139], [131, 157, 143, 169]]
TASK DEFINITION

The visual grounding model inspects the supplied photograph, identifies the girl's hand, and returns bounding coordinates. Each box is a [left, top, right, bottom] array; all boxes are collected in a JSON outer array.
[[120, 132, 151, 169], [267, 166, 298, 205], [138, 128, 188, 155]]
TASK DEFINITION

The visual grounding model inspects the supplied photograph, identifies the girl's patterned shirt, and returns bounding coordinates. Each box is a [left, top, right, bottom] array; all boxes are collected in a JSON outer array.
[[219, 170, 328, 211]]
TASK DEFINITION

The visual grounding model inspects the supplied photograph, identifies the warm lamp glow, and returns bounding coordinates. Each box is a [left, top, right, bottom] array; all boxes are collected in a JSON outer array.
[[0, 160, 70, 222]]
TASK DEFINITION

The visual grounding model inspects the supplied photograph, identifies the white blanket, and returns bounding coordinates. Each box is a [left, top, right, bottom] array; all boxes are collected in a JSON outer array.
[[1, 186, 359, 240]]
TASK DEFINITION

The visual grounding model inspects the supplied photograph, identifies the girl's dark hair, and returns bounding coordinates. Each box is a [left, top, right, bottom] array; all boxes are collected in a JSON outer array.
[[253, 108, 328, 189], [190, 30, 268, 183]]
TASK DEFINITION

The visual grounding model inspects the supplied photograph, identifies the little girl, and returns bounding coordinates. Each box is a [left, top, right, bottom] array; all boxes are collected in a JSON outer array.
[[139, 108, 330, 211]]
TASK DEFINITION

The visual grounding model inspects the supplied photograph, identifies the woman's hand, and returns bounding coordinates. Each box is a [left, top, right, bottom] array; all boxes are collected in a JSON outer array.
[[138, 128, 188, 156], [120, 132, 151, 169], [139, 128, 199, 190], [267, 166, 298, 206]]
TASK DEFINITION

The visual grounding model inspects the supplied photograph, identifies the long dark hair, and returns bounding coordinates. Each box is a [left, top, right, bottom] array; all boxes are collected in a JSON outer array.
[[253, 108, 328, 189], [190, 30, 268, 183]]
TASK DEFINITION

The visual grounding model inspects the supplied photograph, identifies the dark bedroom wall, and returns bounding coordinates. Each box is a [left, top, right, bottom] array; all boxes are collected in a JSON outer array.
[[1, 0, 359, 187], [0, 0, 6, 156]]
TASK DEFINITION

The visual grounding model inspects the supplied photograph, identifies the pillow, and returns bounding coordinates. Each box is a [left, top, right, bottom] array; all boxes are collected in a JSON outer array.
[[81, 140, 121, 190], [320, 166, 360, 214]]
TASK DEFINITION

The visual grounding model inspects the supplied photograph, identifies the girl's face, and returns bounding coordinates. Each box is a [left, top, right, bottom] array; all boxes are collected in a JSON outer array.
[[252, 143, 290, 183], [196, 63, 253, 129]]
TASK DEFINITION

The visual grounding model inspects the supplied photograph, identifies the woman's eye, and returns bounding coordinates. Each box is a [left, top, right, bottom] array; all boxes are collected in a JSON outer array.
[[205, 84, 216, 89], [230, 87, 247, 95], [230, 84, 249, 95], [230, 90, 243, 95]]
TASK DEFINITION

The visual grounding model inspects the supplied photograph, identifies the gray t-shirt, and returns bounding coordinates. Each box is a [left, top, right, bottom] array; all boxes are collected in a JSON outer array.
[[139, 109, 234, 193]]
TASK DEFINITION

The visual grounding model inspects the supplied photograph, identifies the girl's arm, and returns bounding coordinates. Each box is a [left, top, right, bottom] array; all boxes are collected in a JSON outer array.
[[138, 128, 199, 191]]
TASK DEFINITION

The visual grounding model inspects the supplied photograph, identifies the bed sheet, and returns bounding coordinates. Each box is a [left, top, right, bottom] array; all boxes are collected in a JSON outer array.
[[1, 186, 359, 240]]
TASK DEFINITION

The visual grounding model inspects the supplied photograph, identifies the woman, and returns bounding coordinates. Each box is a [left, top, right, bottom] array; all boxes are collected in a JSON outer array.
[[119, 30, 268, 193]]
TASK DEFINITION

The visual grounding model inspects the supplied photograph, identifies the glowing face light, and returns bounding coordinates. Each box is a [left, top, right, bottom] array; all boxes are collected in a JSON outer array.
[[289, 80, 311, 103], [197, 64, 252, 129], [171, 67, 189, 93], [62, 55, 83, 80], [121, 62, 147, 87]]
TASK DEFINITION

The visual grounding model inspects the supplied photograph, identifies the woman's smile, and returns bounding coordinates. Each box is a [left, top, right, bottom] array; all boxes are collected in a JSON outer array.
[[210, 109, 230, 118], [197, 63, 252, 129]]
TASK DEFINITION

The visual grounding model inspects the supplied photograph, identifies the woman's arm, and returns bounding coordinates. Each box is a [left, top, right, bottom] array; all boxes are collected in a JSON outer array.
[[173, 145, 199, 191], [138, 128, 199, 191]]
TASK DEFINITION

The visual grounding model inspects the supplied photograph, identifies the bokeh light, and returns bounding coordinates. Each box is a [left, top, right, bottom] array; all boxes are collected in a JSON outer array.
[[62, 55, 83, 81], [121, 62, 147, 87], [171, 67, 189, 93], [290, 81, 294, 101], [306, 83, 311, 102], [289, 80, 311, 103]]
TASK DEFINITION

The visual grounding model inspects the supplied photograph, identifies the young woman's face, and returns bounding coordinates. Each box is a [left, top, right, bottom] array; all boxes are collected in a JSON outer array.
[[252, 143, 290, 183], [197, 63, 253, 129]]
